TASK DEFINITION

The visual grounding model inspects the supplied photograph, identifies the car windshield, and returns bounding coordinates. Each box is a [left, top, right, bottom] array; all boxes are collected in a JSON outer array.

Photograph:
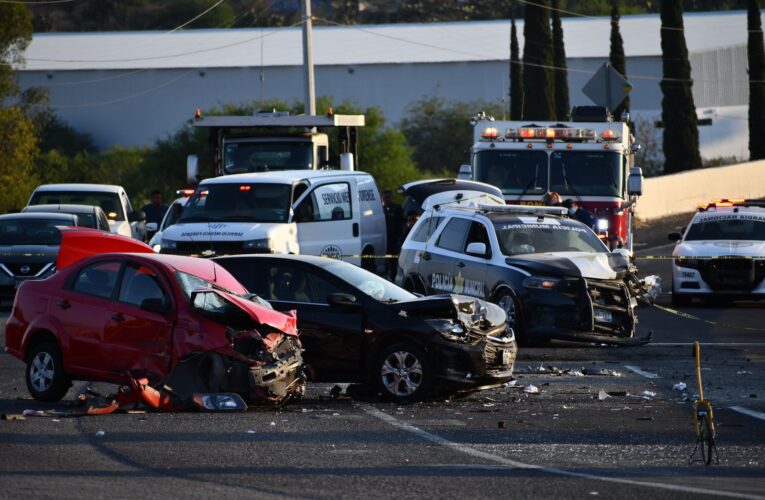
[[323, 261, 416, 303], [685, 216, 765, 241], [494, 221, 608, 255], [180, 183, 292, 223], [176, 270, 272, 309], [29, 191, 124, 221], [550, 151, 623, 198], [223, 142, 313, 174], [161, 202, 185, 231], [0, 219, 63, 245], [473, 150, 548, 196]]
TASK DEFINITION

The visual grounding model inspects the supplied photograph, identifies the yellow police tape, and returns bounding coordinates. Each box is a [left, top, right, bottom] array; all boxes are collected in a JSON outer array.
[[652, 303, 765, 332], [336, 254, 765, 260]]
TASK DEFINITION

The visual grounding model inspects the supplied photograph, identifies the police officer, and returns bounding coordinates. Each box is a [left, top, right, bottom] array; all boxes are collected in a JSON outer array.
[[562, 198, 596, 229], [382, 190, 404, 279]]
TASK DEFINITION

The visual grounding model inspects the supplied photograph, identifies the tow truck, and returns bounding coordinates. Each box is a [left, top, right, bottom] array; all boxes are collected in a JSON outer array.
[[458, 107, 644, 254], [186, 109, 365, 183]]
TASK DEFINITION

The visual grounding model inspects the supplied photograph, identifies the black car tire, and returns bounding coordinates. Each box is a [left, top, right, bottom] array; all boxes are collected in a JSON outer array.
[[671, 281, 692, 307], [403, 275, 424, 295], [494, 288, 528, 345], [26, 341, 70, 402], [375, 342, 432, 402]]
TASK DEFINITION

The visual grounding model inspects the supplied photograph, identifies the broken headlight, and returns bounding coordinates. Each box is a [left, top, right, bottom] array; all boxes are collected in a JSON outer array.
[[426, 319, 466, 341]]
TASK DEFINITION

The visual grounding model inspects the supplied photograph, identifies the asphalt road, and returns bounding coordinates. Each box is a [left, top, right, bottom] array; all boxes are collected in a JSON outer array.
[[1, 244, 764, 499]]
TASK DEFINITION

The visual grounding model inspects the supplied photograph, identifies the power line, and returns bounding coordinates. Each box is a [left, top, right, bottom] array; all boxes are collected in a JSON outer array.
[[167, 0, 226, 33], [0, 0, 76, 4], [516, 0, 686, 31]]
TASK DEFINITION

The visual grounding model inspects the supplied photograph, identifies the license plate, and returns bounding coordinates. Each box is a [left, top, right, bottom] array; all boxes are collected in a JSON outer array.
[[497, 350, 512, 366]]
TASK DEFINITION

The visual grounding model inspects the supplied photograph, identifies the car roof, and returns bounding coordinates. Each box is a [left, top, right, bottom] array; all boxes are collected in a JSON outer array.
[[0, 212, 78, 222], [215, 253, 344, 268], [435, 207, 582, 226], [400, 178, 502, 201], [199, 170, 371, 186], [33, 183, 124, 193], [23, 204, 99, 214]]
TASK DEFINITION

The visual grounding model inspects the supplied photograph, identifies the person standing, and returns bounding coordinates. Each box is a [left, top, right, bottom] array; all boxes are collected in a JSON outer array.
[[562, 198, 596, 229], [381, 190, 404, 279], [142, 190, 168, 240]]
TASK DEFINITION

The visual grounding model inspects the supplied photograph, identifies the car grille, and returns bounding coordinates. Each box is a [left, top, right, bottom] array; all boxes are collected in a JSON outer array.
[[2, 262, 51, 277], [484, 334, 517, 369], [697, 257, 765, 292], [581, 278, 635, 337]]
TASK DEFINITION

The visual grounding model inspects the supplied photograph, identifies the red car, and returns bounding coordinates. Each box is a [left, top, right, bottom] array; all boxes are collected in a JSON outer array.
[[5, 229, 304, 405]]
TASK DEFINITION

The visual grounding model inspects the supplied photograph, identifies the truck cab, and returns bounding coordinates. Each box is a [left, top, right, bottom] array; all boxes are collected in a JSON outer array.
[[459, 107, 643, 254], [187, 111, 364, 182]]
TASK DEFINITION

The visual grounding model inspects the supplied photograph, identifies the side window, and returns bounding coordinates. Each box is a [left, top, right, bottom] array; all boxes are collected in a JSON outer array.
[[118, 263, 168, 308], [294, 183, 351, 222], [410, 216, 444, 243], [464, 221, 492, 257], [269, 265, 342, 304], [436, 217, 472, 252], [71, 261, 122, 299]]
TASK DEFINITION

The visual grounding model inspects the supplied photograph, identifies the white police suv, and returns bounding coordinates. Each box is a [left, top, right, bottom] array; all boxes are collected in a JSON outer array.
[[669, 199, 765, 306], [396, 201, 648, 346]]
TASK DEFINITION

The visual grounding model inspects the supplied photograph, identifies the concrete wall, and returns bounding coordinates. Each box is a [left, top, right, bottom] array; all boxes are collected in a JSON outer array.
[[636, 160, 765, 221]]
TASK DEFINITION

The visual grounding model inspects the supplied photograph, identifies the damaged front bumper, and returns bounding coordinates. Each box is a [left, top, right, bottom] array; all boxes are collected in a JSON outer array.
[[432, 327, 518, 389]]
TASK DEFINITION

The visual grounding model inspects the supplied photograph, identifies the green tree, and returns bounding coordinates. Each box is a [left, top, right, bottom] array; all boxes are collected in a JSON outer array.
[[551, 0, 570, 121], [0, 5, 32, 98], [748, 0, 765, 160], [522, 0, 555, 120], [610, 0, 630, 119], [510, 11, 523, 120], [400, 96, 504, 176], [659, 0, 702, 173], [0, 107, 39, 213]]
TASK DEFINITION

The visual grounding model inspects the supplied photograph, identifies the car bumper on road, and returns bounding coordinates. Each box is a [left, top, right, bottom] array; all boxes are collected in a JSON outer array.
[[433, 335, 517, 388]]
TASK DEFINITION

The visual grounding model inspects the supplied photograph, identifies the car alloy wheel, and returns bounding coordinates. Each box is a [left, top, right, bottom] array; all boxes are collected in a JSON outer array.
[[375, 342, 431, 402], [25, 342, 70, 402], [30, 351, 54, 393], [496, 292, 517, 328]]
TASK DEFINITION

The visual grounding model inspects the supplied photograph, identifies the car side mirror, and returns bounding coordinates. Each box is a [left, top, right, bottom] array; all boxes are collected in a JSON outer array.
[[145, 222, 158, 232], [627, 166, 643, 196], [129, 210, 147, 222], [668, 232, 682, 242], [327, 292, 359, 308], [465, 242, 487, 257], [458, 164, 472, 179], [140, 297, 169, 315]]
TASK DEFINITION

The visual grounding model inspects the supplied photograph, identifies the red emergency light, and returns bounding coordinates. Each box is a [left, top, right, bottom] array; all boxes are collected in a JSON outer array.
[[506, 127, 597, 141], [481, 127, 499, 139], [176, 189, 196, 196], [239, 185, 252, 191], [697, 198, 747, 210], [600, 129, 619, 141]]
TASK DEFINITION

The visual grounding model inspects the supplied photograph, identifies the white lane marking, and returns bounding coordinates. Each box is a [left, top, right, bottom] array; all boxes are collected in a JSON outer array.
[[648, 343, 765, 347], [359, 403, 764, 500], [729, 406, 765, 422], [623, 365, 661, 379]]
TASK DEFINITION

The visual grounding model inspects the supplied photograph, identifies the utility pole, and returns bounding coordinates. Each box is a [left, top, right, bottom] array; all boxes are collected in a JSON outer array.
[[301, 0, 316, 115]]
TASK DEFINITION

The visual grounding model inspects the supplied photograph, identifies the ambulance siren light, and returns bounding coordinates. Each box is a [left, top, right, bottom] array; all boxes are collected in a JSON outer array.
[[505, 127, 597, 141]]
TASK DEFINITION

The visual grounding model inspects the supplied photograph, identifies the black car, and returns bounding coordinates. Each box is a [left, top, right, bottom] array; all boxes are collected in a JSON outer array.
[[214, 254, 517, 401], [0, 212, 78, 307], [397, 204, 649, 346], [22, 204, 111, 231]]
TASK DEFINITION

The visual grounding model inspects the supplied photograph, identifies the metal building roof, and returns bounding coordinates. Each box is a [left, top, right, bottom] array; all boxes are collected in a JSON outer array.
[[19, 10, 753, 72]]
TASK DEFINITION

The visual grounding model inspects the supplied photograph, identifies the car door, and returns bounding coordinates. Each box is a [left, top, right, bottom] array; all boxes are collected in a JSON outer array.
[[58, 260, 122, 376], [451, 221, 490, 298], [421, 216, 472, 295], [102, 260, 174, 379], [293, 181, 360, 260], [262, 261, 364, 381]]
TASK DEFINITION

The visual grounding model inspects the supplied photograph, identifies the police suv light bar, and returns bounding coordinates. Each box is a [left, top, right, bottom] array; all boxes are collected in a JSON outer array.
[[697, 198, 765, 211], [478, 204, 568, 217]]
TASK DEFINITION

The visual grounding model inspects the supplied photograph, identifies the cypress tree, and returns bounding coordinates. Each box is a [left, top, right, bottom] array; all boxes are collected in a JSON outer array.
[[510, 11, 523, 120], [522, 0, 555, 120], [748, 0, 765, 160], [551, 0, 569, 121], [659, 0, 702, 173], [609, 0, 629, 119]]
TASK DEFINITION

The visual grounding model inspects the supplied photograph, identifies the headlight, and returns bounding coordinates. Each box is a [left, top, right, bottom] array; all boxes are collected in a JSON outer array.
[[596, 218, 609, 232], [243, 238, 273, 251], [152, 244, 162, 252], [161, 239, 178, 250], [523, 276, 560, 290], [426, 319, 466, 341], [675, 257, 699, 269]]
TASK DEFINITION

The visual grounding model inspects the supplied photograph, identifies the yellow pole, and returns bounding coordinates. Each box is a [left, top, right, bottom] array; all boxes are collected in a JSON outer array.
[[694, 341, 704, 401]]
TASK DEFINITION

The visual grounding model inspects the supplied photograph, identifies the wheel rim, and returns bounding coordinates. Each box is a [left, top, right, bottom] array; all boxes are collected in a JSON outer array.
[[381, 351, 423, 397], [30, 352, 55, 393], [497, 294, 516, 328]]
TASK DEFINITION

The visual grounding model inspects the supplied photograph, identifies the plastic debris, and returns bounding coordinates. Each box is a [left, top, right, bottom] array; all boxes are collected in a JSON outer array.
[[247, 430, 256, 434], [569, 370, 585, 377], [640, 390, 656, 399], [598, 389, 610, 401], [505, 380, 518, 387], [524, 385, 540, 394], [1, 414, 25, 421], [737, 370, 753, 376], [673, 382, 687, 391], [269, 421, 276, 426], [95, 430, 105, 437]]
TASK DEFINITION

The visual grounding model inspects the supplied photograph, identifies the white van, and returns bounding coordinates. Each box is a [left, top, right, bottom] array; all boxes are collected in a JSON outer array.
[[160, 171, 386, 271]]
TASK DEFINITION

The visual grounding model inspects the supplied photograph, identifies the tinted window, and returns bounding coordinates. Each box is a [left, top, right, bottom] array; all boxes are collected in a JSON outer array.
[[181, 183, 292, 224], [494, 221, 607, 255], [73, 212, 96, 228], [464, 221, 492, 255], [685, 216, 765, 241], [71, 261, 121, 299], [268, 265, 343, 304], [0, 219, 64, 245], [550, 151, 623, 198], [223, 141, 313, 174], [473, 150, 548, 196], [323, 261, 416, 303], [30, 191, 125, 221], [436, 217, 472, 252], [295, 183, 352, 222], [410, 216, 444, 243], [118, 264, 167, 308]]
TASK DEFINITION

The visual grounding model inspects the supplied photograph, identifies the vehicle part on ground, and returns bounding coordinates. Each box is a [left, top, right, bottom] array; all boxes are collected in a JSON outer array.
[[689, 341, 719, 466]]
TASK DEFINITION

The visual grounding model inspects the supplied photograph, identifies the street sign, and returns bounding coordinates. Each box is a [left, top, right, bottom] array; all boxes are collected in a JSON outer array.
[[582, 62, 632, 111]]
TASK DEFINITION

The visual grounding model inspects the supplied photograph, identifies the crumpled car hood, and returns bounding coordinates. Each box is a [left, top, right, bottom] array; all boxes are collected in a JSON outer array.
[[394, 294, 505, 330], [204, 287, 298, 337], [506, 251, 623, 280]]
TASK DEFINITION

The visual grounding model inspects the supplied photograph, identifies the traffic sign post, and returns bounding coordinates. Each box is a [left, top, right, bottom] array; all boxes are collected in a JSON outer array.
[[583, 62, 633, 113]]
